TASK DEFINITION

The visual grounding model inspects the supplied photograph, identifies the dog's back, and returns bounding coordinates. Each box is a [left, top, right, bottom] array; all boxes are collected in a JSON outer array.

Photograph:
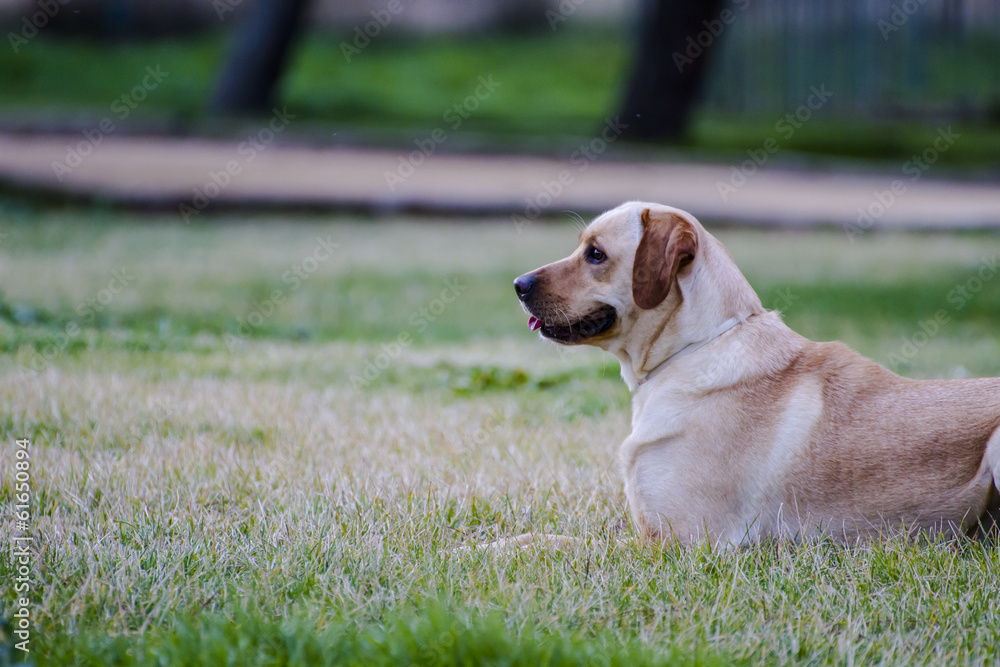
[[774, 338, 1000, 539]]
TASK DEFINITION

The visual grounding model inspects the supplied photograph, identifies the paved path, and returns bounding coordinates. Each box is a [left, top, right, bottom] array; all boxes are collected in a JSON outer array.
[[1, 132, 999, 230]]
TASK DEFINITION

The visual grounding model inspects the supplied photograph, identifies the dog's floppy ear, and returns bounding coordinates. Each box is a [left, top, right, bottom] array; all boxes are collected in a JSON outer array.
[[632, 208, 698, 310]]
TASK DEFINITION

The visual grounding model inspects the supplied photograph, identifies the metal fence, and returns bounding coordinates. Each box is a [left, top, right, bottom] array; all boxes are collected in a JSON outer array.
[[702, 0, 1000, 120]]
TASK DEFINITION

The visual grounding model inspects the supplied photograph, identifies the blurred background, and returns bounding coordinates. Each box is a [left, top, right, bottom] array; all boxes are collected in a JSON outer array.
[[2, 0, 1000, 144], [1, 0, 999, 175]]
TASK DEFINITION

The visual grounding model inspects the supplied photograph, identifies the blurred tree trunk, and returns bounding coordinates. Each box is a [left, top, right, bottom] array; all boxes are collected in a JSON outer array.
[[209, 0, 311, 115], [618, 0, 726, 142]]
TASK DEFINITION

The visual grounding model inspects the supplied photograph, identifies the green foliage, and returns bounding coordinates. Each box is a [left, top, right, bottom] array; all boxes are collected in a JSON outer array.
[[36, 601, 724, 667]]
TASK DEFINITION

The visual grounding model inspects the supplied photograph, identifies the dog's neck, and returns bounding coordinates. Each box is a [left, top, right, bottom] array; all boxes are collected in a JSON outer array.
[[609, 233, 767, 391], [617, 264, 763, 390], [634, 313, 752, 388]]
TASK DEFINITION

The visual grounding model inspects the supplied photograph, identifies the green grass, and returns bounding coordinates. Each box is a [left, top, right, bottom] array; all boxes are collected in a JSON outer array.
[[2, 28, 1000, 164], [1, 205, 999, 665], [0, 28, 630, 138]]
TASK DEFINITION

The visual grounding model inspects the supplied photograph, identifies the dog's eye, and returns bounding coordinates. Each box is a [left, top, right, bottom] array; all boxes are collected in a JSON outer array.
[[585, 246, 606, 264]]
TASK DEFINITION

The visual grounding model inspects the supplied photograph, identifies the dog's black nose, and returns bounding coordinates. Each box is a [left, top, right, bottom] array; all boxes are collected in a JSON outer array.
[[514, 273, 535, 300]]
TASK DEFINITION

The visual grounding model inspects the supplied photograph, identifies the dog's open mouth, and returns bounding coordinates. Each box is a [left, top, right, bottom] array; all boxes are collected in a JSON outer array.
[[527, 305, 617, 343]]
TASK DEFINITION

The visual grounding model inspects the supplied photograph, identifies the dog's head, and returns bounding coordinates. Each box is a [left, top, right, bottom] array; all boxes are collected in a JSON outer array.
[[514, 202, 762, 380]]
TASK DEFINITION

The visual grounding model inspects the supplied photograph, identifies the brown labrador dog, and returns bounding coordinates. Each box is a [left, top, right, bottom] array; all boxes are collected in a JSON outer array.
[[507, 201, 1000, 547]]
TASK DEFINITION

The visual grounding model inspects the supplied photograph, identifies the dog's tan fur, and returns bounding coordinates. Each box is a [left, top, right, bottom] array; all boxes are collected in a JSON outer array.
[[511, 201, 1000, 546]]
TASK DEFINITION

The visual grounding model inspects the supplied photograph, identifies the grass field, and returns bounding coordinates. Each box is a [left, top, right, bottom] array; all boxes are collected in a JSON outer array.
[[1, 206, 999, 665]]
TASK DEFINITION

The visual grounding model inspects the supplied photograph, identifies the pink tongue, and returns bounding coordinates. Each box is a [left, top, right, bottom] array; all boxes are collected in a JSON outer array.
[[528, 316, 542, 331]]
